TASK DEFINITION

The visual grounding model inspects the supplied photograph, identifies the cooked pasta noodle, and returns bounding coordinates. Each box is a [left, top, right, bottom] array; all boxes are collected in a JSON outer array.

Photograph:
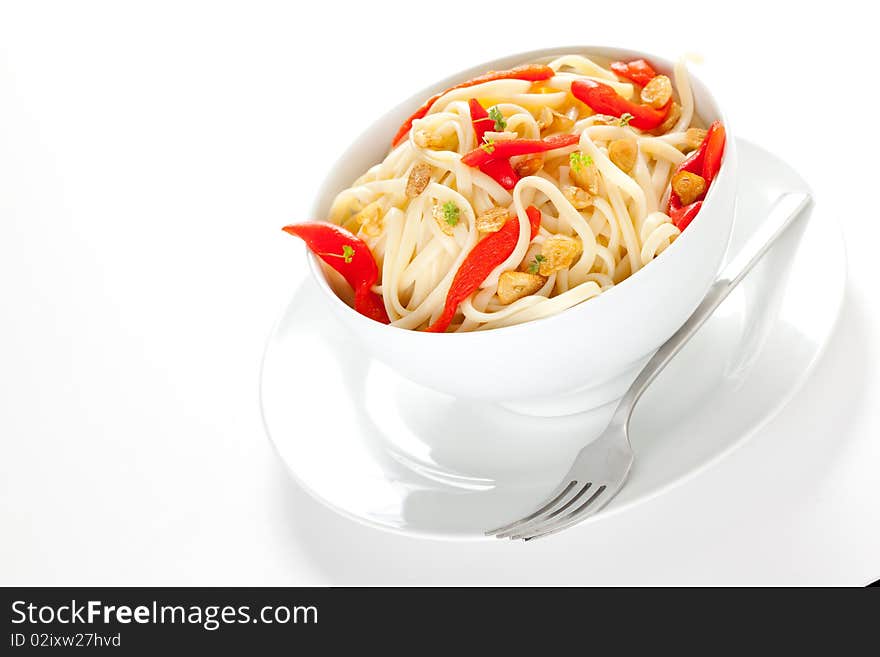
[[317, 52, 718, 332]]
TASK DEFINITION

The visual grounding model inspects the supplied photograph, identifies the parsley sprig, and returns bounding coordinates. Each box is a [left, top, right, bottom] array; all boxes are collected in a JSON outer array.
[[527, 254, 546, 274], [442, 201, 460, 227], [480, 137, 496, 154], [569, 151, 593, 173], [320, 244, 356, 263], [488, 106, 507, 131]]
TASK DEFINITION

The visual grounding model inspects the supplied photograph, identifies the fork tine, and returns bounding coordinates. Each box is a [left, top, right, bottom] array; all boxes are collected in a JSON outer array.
[[508, 429, 634, 540], [522, 499, 616, 541], [494, 481, 594, 539], [486, 479, 579, 537], [510, 484, 608, 540], [485, 480, 576, 536]]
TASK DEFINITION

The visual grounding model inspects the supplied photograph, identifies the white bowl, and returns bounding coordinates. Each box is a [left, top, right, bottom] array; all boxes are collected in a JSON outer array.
[[304, 46, 737, 417]]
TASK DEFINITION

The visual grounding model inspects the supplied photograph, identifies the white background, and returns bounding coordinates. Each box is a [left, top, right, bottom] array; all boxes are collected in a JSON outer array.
[[1, 1, 878, 585]]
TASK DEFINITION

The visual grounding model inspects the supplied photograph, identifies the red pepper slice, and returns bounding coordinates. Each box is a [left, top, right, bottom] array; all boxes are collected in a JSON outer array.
[[666, 120, 726, 221], [468, 98, 494, 144], [480, 158, 519, 190], [669, 198, 703, 231], [425, 206, 542, 333], [666, 128, 709, 215], [673, 120, 725, 180], [461, 133, 580, 168], [570, 79, 669, 131], [675, 136, 708, 177], [391, 64, 556, 147], [524, 205, 542, 239], [468, 99, 520, 190], [283, 222, 390, 324], [352, 286, 390, 324], [610, 59, 658, 87], [701, 121, 726, 185]]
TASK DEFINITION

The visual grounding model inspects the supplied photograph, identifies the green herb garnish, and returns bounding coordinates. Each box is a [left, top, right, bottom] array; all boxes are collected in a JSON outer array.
[[488, 106, 507, 131], [569, 151, 593, 173], [619, 113, 635, 127], [480, 137, 496, 154], [342, 244, 355, 263], [527, 254, 546, 274], [442, 201, 460, 227]]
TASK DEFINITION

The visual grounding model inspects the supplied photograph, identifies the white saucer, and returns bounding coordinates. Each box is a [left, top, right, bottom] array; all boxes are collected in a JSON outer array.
[[260, 139, 846, 540]]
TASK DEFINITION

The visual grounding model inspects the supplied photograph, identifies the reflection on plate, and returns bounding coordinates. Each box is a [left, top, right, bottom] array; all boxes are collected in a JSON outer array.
[[260, 139, 845, 540]]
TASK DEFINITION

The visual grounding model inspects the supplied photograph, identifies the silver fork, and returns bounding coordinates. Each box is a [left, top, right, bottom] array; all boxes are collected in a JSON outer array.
[[487, 191, 813, 541]]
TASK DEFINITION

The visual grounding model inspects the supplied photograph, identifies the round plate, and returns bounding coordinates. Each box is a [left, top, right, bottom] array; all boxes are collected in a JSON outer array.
[[260, 139, 846, 540]]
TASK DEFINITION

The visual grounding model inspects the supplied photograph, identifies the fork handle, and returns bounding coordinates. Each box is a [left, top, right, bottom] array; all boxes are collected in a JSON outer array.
[[613, 191, 813, 425]]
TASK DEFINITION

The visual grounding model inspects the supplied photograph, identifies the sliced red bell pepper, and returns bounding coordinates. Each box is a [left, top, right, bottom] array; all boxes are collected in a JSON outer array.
[[461, 133, 580, 168], [283, 222, 390, 324], [676, 135, 708, 177], [570, 79, 669, 131], [673, 120, 724, 180], [391, 64, 556, 147], [468, 98, 520, 190], [425, 205, 542, 333], [480, 158, 519, 190], [525, 205, 542, 239], [352, 286, 390, 324], [700, 121, 726, 185], [668, 195, 703, 231], [610, 59, 658, 87], [666, 120, 726, 223], [468, 98, 494, 144]]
